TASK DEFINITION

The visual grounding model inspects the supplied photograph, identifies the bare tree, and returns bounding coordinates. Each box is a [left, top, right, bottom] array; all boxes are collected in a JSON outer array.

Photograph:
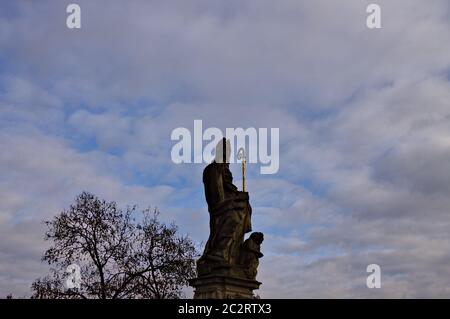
[[31, 192, 197, 299]]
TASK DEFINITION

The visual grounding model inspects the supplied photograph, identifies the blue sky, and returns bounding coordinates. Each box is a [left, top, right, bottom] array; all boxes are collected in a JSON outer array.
[[0, 0, 450, 298]]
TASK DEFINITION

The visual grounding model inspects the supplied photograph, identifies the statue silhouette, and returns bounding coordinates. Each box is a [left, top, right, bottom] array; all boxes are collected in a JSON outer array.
[[197, 138, 259, 278]]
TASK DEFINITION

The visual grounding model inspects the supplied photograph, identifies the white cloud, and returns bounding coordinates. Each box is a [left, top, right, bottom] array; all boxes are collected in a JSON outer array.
[[0, 0, 449, 298]]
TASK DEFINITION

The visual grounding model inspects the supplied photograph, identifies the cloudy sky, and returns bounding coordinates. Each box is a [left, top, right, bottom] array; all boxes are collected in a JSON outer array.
[[1, 0, 450, 298]]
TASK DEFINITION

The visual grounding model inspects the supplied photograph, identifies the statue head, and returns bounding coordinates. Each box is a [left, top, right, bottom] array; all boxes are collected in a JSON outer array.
[[250, 232, 264, 245], [215, 138, 231, 163]]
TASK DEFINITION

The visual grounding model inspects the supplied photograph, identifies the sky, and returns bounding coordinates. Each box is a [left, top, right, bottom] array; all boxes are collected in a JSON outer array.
[[0, 0, 450, 298]]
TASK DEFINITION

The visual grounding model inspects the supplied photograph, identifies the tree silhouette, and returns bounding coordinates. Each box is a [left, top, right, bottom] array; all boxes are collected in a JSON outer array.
[[31, 192, 197, 299]]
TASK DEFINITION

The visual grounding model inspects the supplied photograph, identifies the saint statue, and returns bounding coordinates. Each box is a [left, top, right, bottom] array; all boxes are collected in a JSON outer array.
[[197, 138, 259, 278]]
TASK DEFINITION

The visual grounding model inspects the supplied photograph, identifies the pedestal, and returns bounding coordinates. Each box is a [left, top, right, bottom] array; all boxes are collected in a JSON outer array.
[[189, 275, 261, 299]]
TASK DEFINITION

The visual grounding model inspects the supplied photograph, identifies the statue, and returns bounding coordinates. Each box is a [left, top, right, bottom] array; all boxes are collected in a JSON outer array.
[[239, 232, 264, 280], [196, 138, 264, 281]]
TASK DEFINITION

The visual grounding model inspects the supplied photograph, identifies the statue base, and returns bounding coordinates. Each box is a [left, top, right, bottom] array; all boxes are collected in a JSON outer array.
[[189, 275, 261, 299]]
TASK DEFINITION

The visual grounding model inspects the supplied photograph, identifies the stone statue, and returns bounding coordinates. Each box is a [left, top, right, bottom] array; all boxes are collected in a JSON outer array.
[[239, 232, 264, 280], [196, 138, 263, 282]]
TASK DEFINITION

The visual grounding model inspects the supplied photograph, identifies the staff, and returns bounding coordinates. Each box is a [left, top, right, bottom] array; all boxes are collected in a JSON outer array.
[[237, 147, 246, 192]]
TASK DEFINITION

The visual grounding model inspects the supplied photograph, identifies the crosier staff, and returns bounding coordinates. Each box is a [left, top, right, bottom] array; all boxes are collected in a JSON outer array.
[[237, 147, 246, 192]]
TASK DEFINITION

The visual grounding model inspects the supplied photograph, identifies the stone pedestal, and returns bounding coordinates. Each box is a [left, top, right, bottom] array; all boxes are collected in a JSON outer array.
[[189, 275, 261, 299]]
